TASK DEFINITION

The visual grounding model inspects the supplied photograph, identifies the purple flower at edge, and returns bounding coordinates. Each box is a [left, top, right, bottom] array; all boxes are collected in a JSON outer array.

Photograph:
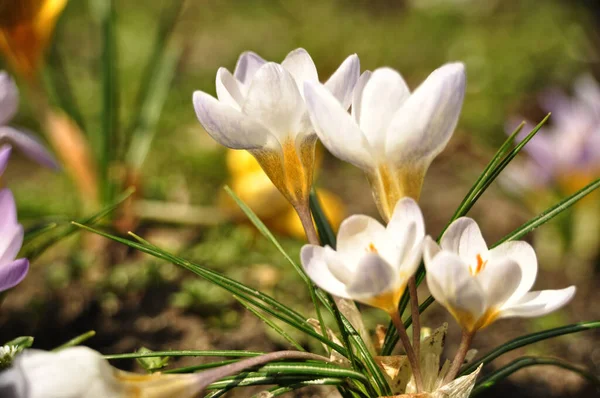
[[0, 189, 28, 292], [0, 71, 59, 172]]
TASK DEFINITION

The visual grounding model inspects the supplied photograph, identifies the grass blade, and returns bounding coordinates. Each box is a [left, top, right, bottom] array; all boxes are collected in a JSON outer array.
[[104, 350, 264, 360], [126, 42, 182, 171], [461, 320, 600, 376], [234, 295, 306, 352], [74, 223, 347, 356], [471, 356, 600, 396], [309, 190, 336, 247], [52, 330, 96, 351], [494, 178, 600, 246]]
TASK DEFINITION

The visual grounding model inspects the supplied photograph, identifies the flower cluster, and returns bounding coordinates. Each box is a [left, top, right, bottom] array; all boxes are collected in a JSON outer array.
[[194, 49, 577, 394]]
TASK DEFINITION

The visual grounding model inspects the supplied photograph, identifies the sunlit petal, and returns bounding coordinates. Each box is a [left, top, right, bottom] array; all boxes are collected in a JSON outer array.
[[476, 257, 522, 309], [385, 62, 466, 165], [499, 286, 576, 318], [324, 53, 360, 109], [193, 91, 276, 150], [488, 240, 537, 304], [281, 48, 319, 93], [0, 258, 28, 292], [301, 245, 350, 298], [216, 67, 244, 109], [304, 81, 374, 170], [351, 70, 372, 124], [440, 217, 488, 263], [233, 51, 267, 85]]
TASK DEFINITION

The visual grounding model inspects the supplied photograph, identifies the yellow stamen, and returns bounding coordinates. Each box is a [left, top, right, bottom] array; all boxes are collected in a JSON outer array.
[[469, 254, 487, 276], [367, 242, 378, 253]]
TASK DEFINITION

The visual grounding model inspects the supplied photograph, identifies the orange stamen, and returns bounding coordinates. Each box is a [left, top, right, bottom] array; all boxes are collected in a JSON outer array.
[[470, 254, 487, 276]]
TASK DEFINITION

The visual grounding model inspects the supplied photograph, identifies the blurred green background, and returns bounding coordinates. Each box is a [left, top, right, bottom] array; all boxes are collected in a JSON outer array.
[[1, 0, 599, 397]]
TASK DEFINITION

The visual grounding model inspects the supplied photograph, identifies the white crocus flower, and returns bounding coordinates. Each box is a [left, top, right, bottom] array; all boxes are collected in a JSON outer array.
[[304, 63, 465, 221], [423, 218, 576, 332], [0, 347, 204, 398], [301, 197, 424, 314], [193, 48, 359, 209]]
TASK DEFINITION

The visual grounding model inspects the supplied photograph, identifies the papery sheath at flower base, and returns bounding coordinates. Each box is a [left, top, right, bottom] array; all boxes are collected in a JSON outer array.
[[193, 48, 359, 212], [0, 347, 205, 398], [423, 217, 576, 333], [0, 189, 29, 293], [301, 197, 424, 314], [304, 63, 465, 221], [0, 71, 59, 171]]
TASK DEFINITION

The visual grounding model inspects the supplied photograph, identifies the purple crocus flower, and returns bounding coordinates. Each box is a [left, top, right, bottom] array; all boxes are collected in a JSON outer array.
[[0, 189, 28, 292], [504, 75, 600, 193], [0, 71, 59, 172]]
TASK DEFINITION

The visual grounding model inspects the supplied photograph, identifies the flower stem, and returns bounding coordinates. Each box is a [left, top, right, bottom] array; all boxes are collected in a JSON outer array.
[[443, 329, 475, 384], [295, 202, 320, 245], [390, 310, 423, 392], [408, 276, 421, 361]]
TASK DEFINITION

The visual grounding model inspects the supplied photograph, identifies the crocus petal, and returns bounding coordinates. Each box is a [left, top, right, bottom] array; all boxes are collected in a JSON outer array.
[[216, 67, 244, 109], [425, 251, 486, 323], [488, 241, 537, 304], [193, 91, 277, 150], [475, 257, 522, 309], [0, 190, 22, 263], [347, 253, 396, 301], [0, 347, 124, 398], [0, 145, 11, 175], [499, 286, 576, 318], [336, 214, 386, 263], [304, 81, 375, 170], [351, 70, 372, 124], [0, 258, 28, 292], [233, 51, 267, 85], [355, 67, 410, 155], [281, 48, 319, 93], [423, 235, 442, 265], [242, 63, 306, 142], [0, 127, 59, 170], [301, 245, 350, 298], [385, 62, 466, 165], [386, 197, 425, 241], [440, 217, 488, 263], [0, 72, 18, 125], [324, 54, 360, 109]]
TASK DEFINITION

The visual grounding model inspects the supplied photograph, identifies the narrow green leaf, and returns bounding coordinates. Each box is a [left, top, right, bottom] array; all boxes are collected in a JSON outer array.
[[104, 350, 264, 360], [74, 223, 347, 356], [126, 43, 182, 171], [461, 320, 600, 376], [99, 0, 119, 204], [24, 188, 135, 260], [494, 178, 600, 246], [23, 222, 59, 242], [471, 356, 600, 396], [225, 186, 332, 350], [163, 359, 238, 374], [206, 374, 350, 390], [52, 330, 96, 351], [234, 295, 306, 352], [309, 190, 336, 247]]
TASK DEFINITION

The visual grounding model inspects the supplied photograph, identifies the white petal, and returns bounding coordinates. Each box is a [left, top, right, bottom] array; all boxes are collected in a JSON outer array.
[[281, 48, 319, 93], [488, 241, 537, 304], [351, 71, 372, 124], [193, 91, 276, 150], [476, 257, 522, 309], [0, 72, 18, 125], [233, 51, 267, 85], [216, 67, 244, 109], [425, 251, 485, 322], [423, 235, 441, 265], [346, 253, 396, 300], [499, 286, 576, 318], [385, 62, 466, 165], [324, 54, 360, 109], [356, 67, 410, 155], [242, 63, 306, 142], [1, 347, 124, 398], [440, 217, 488, 264], [301, 245, 350, 298], [387, 197, 425, 240], [336, 214, 386, 262], [304, 81, 375, 170]]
